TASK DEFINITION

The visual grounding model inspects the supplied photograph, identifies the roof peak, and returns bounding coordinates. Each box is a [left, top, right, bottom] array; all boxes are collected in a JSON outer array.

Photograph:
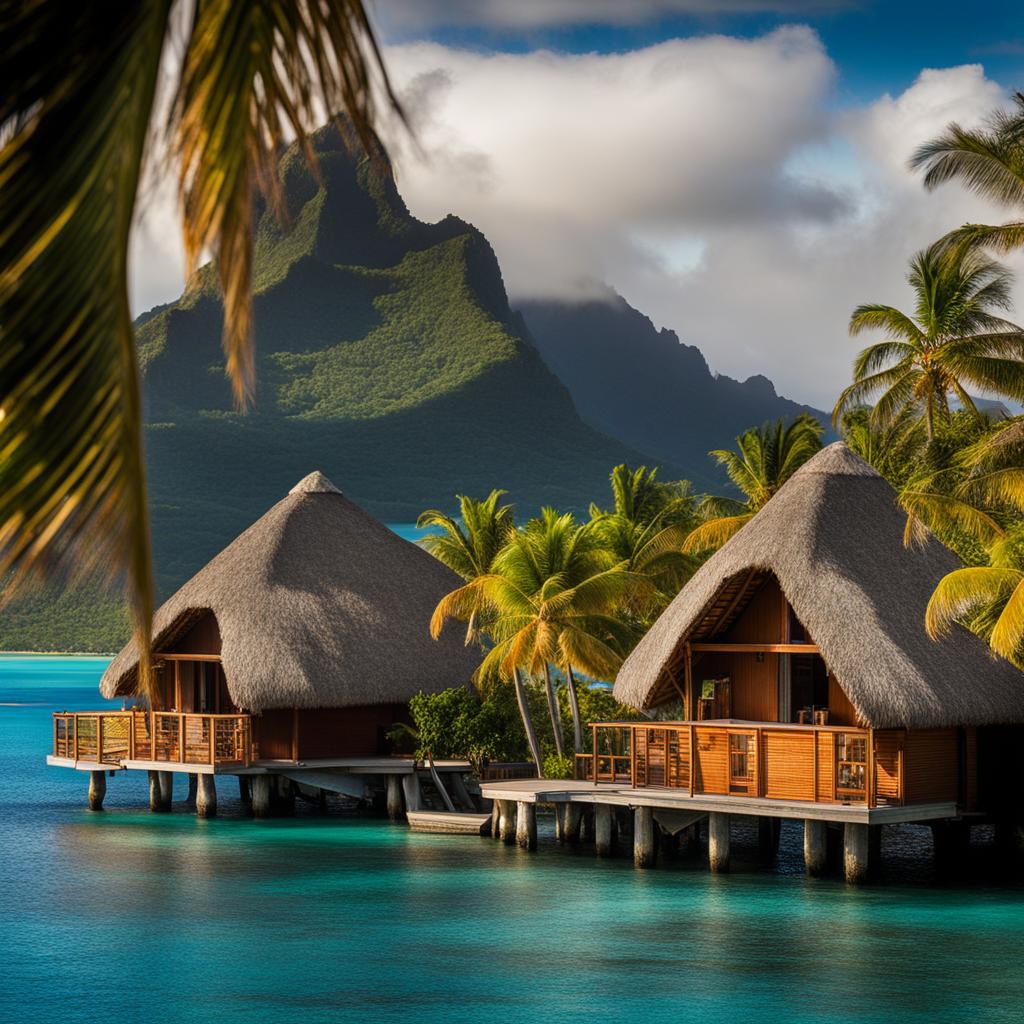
[[791, 441, 880, 479], [289, 471, 342, 496]]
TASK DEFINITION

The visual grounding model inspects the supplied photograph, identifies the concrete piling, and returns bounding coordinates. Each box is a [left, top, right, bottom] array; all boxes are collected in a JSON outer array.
[[595, 804, 614, 857], [148, 770, 170, 812], [401, 773, 423, 813], [251, 775, 272, 818], [158, 771, 174, 806], [708, 812, 731, 873], [386, 774, 404, 821], [634, 806, 656, 868], [804, 819, 828, 876], [843, 822, 870, 884], [516, 802, 537, 850], [87, 770, 106, 811], [196, 774, 217, 819], [497, 800, 516, 844], [564, 804, 582, 845]]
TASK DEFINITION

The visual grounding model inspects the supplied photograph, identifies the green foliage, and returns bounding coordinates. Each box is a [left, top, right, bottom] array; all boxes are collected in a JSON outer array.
[[407, 686, 527, 774], [542, 753, 575, 780]]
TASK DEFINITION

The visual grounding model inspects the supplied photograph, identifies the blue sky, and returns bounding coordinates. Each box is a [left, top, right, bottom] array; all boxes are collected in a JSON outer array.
[[377, 0, 1024, 102]]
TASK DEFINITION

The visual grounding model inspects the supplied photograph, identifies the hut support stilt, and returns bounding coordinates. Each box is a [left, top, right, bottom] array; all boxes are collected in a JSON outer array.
[[196, 774, 217, 819], [498, 800, 516, 844], [158, 771, 174, 806], [490, 801, 500, 839], [238, 776, 251, 805], [553, 801, 566, 843], [634, 806, 656, 868], [564, 803, 582, 845], [386, 775, 404, 821], [251, 775, 272, 818], [186, 774, 198, 809], [804, 819, 827, 876], [149, 770, 170, 812], [401, 773, 422, 813], [516, 802, 537, 850], [843, 822, 869, 884], [708, 812, 730, 873], [595, 804, 613, 857], [87, 770, 106, 811]]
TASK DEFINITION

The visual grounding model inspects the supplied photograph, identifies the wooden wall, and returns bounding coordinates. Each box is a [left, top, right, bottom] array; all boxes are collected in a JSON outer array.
[[827, 674, 860, 727], [763, 729, 815, 801], [169, 613, 222, 655], [904, 729, 959, 804], [254, 704, 412, 761], [725, 578, 784, 643], [694, 651, 778, 721]]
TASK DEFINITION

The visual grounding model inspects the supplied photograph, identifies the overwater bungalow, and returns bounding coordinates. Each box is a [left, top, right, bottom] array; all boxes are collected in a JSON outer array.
[[48, 471, 481, 818], [481, 444, 1024, 880]]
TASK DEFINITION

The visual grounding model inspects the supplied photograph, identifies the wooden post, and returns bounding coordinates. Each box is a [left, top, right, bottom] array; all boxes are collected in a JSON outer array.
[[251, 775, 272, 819], [158, 771, 174, 806], [595, 804, 613, 857], [553, 801, 566, 843], [634, 805, 656, 868], [843, 822, 870, 884], [386, 774, 404, 821], [401, 772, 422, 812], [196, 773, 217, 819], [708, 812, 731, 873], [490, 801, 500, 840], [804, 819, 828, 876], [516, 802, 537, 851], [88, 770, 106, 811], [497, 799, 516, 844], [580, 806, 595, 844], [186, 773, 198, 809], [148, 770, 169, 812]]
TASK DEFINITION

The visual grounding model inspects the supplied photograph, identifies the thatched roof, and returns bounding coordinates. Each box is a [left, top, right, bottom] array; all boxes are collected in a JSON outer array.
[[615, 443, 1024, 728], [101, 472, 480, 709]]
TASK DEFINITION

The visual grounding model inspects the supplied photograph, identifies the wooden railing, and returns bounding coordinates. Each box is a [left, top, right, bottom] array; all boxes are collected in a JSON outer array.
[[53, 711, 252, 768], [576, 720, 901, 808]]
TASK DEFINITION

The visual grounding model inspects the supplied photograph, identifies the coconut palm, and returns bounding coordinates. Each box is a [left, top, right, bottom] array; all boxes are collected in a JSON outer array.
[[683, 415, 824, 553], [430, 510, 651, 762], [417, 491, 515, 643], [0, 2, 400, 698], [840, 406, 928, 489], [589, 464, 699, 618], [926, 527, 1024, 667], [911, 91, 1024, 255], [832, 243, 1024, 440]]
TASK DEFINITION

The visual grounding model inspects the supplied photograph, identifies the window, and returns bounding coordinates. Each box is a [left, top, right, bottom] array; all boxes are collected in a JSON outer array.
[[729, 732, 756, 793], [836, 733, 868, 801]]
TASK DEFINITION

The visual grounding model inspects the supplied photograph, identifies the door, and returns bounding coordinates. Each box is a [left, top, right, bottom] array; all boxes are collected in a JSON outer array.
[[729, 731, 758, 795]]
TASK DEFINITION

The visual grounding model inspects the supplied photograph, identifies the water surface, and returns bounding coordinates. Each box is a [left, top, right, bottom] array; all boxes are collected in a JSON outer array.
[[3, 656, 1023, 1024]]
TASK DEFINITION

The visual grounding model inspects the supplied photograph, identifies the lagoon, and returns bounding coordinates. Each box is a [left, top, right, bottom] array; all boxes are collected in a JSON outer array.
[[3, 655, 1024, 1024]]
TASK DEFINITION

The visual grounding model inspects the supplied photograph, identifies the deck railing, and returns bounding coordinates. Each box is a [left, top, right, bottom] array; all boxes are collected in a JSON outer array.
[[575, 720, 899, 808], [53, 711, 252, 768]]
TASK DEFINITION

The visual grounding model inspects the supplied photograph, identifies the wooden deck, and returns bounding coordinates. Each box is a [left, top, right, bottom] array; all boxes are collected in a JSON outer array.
[[477, 778, 957, 825]]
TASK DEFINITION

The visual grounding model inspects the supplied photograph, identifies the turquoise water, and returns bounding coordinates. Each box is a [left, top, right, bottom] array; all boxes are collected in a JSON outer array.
[[4, 656, 1024, 1024]]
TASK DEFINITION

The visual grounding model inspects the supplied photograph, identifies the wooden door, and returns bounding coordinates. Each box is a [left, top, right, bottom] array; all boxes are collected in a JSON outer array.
[[729, 730, 758, 795]]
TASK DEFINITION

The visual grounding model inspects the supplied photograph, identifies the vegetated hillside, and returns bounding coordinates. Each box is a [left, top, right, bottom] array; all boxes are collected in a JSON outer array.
[[0, 126, 671, 652], [518, 288, 828, 488]]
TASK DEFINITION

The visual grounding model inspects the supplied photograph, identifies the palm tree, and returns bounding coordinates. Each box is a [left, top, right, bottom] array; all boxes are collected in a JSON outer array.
[[1, 3, 400, 699], [430, 510, 650, 763], [832, 242, 1024, 440], [417, 491, 515, 643], [683, 415, 824, 553], [589, 464, 699, 619], [926, 527, 1024, 667], [840, 406, 928, 489], [911, 91, 1024, 255]]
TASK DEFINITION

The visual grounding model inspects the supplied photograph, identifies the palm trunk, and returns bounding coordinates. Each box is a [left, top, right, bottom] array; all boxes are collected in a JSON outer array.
[[513, 667, 544, 771], [543, 663, 565, 758], [565, 665, 583, 754]]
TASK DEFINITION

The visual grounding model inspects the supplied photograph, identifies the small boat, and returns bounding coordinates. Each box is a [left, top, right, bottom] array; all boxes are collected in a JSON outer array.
[[406, 810, 492, 835]]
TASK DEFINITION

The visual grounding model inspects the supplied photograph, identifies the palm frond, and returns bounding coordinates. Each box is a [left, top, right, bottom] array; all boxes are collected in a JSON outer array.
[[925, 566, 1023, 638], [682, 514, 753, 554]]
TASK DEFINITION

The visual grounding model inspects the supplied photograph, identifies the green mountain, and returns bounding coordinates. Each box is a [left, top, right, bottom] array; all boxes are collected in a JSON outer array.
[[1, 127, 671, 652], [518, 287, 828, 490]]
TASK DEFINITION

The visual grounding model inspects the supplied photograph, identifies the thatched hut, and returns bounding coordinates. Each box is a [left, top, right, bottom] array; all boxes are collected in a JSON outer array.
[[586, 443, 1024, 814], [99, 471, 480, 763]]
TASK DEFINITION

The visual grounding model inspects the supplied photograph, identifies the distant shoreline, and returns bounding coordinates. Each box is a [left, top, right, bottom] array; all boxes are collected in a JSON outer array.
[[0, 650, 112, 658]]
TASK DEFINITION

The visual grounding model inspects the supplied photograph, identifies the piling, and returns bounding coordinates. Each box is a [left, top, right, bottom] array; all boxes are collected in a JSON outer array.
[[251, 775, 272, 818], [634, 806, 656, 868], [497, 800, 516, 845], [843, 822, 869, 884], [148, 770, 170, 812], [708, 812, 731, 873], [516, 802, 537, 851], [490, 801, 500, 839], [595, 804, 614, 857], [196, 774, 217, 819], [401, 773, 423, 813], [564, 804, 583, 845], [386, 775, 404, 821], [804, 819, 828, 876], [87, 770, 106, 811], [158, 771, 174, 806], [186, 774, 198, 809], [553, 801, 566, 843]]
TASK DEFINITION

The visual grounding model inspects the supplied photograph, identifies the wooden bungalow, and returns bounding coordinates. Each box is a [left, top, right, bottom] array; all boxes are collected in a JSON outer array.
[[49, 471, 481, 817], [481, 443, 1024, 879]]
